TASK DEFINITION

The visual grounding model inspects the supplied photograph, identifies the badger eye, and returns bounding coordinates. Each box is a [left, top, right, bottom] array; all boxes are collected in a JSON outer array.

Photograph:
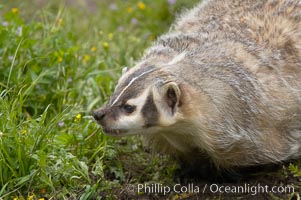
[[122, 104, 136, 114]]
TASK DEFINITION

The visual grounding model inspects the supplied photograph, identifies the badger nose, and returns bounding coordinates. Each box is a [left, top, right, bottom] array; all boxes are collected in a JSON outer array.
[[92, 109, 105, 121]]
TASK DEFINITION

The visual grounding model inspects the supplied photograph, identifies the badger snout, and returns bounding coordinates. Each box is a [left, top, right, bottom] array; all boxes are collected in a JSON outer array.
[[92, 107, 130, 136], [92, 108, 106, 123]]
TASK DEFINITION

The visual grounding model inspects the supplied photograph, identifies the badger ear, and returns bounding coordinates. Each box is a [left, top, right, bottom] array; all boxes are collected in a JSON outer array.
[[161, 82, 181, 114], [122, 67, 129, 75]]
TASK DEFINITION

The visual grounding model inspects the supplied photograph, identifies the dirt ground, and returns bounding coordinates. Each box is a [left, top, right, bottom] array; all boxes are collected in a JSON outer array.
[[119, 161, 301, 199]]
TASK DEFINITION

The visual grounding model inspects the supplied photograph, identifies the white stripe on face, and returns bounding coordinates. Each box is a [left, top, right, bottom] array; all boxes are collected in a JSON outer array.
[[111, 68, 157, 106]]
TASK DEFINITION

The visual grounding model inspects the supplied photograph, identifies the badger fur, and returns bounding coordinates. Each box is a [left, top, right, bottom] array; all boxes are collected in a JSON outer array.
[[93, 0, 301, 168]]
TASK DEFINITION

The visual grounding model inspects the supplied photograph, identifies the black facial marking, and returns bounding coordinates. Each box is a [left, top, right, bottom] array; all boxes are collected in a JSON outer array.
[[108, 106, 122, 120], [141, 92, 158, 128], [109, 65, 157, 105]]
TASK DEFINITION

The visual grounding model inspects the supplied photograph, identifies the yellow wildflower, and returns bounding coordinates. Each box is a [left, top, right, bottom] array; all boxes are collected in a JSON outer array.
[[11, 8, 19, 14], [13, 197, 18, 200], [108, 33, 114, 40], [137, 2, 146, 10], [127, 7, 133, 13], [74, 113, 82, 122], [90, 46, 97, 52], [103, 42, 109, 49], [20, 130, 27, 135], [83, 54, 91, 64], [57, 56, 63, 62], [27, 194, 35, 200], [38, 198, 45, 200]]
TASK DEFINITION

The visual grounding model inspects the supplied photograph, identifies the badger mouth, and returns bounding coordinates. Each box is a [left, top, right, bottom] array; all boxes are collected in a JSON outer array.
[[103, 128, 128, 136]]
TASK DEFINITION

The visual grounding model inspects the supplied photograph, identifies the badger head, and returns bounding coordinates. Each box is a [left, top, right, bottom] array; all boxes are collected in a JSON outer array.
[[92, 65, 182, 136]]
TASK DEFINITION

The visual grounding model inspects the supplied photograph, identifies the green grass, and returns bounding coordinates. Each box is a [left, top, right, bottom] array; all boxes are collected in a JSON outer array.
[[0, 0, 198, 199], [1, 1, 300, 200]]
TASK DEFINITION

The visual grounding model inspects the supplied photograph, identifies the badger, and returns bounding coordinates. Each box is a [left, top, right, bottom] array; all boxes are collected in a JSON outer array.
[[92, 0, 301, 168]]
